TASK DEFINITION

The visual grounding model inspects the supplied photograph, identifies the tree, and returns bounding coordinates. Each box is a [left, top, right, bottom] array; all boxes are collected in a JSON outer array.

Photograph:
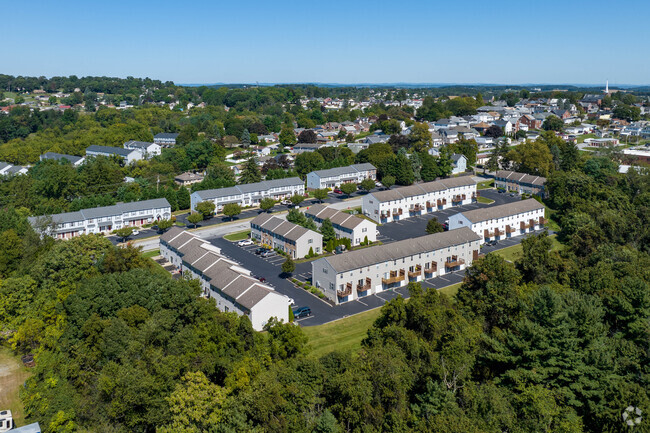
[[313, 188, 328, 203], [484, 125, 503, 138], [239, 157, 261, 184], [187, 212, 203, 228], [320, 219, 336, 243], [382, 175, 395, 189], [409, 122, 432, 152], [240, 129, 251, 146], [176, 187, 191, 210], [425, 217, 444, 234], [281, 256, 296, 274], [294, 152, 325, 177], [222, 203, 242, 220], [340, 182, 357, 197], [542, 115, 564, 132], [388, 153, 414, 185], [297, 129, 317, 143], [449, 137, 479, 167], [290, 194, 305, 206], [196, 201, 216, 219], [156, 218, 174, 232], [260, 197, 275, 212], [114, 227, 134, 242], [507, 140, 554, 177], [279, 126, 297, 146], [612, 105, 641, 121], [360, 178, 376, 193]]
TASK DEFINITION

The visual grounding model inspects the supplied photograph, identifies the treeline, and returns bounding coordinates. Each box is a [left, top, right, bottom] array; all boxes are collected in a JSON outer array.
[[0, 74, 173, 95]]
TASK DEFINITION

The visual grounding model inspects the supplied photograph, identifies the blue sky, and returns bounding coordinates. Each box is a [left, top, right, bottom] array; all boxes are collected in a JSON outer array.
[[2, 0, 649, 85]]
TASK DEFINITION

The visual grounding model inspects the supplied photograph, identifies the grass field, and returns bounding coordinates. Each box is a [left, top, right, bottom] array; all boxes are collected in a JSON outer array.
[[438, 282, 462, 299], [142, 249, 160, 258], [0, 348, 31, 426], [477, 179, 494, 189], [577, 133, 597, 143], [493, 234, 562, 262], [223, 230, 251, 241], [477, 196, 495, 204]]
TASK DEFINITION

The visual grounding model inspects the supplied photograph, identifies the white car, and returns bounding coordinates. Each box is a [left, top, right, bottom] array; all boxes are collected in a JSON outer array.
[[131, 230, 140, 236], [287, 297, 295, 306], [238, 239, 253, 246]]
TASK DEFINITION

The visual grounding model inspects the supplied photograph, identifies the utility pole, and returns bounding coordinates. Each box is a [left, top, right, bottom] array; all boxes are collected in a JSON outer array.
[[157, 175, 160, 193]]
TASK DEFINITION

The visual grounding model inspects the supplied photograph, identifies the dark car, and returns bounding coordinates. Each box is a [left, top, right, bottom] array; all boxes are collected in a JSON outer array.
[[254, 247, 266, 255], [258, 276, 267, 283], [442, 222, 449, 231], [293, 306, 312, 319], [260, 249, 273, 257]]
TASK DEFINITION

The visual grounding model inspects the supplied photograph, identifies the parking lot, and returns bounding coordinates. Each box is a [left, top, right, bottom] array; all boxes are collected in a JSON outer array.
[[206, 188, 543, 326]]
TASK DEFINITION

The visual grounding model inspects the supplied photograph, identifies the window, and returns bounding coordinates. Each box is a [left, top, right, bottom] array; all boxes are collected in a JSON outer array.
[[362, 227, 367, 233], [308, 239, 313, 244], [323, 268, 328, 274]]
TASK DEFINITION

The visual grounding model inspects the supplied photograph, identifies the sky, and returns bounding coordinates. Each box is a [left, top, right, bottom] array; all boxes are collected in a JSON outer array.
[[2, 0, 649, 85]]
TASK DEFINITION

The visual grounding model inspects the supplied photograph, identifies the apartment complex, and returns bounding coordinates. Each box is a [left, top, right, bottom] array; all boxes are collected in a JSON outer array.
[[190, 177, 304, 213], [494, 170, 547, 197], [40, 152, 85, 166], [362, 177, 477, 223], [28, 198, 171, 239], [153, 132, 179, 146], [160, 227, 289, 330], [312, 227, 481, 304], [306, 163, 376, 190], [448, 198, 546, 244], [304, 204, 377, 246], [250, 213, 322, 259], [86, 145, 143, 164], [123, 140, 162, 159]]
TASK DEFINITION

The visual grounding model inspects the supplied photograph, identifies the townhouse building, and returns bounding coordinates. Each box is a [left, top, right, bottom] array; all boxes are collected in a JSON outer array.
[[362, 177, 477, 223], [312, 228, 481, 304], [0, 162, 28, 176], [153, 132, 179, 146], [160, 227, 289, 330], [494, 170, 546, 197], [86, 145, 143, 164], [40, 152, 85, 166], [28, 198, 171, 240], [123, 140, 162, 158], [448, 198, 546, 244], [304, 204, 377, 246], [306, 163, 377, 190], [190, 177, 304, 213], [250, 213, 322, 259]]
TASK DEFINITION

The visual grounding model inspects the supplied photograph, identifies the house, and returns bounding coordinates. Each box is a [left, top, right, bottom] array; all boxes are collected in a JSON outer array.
[[311, 228, 481, 304], [306, 163, 376, 190], [292, 143, 325, 153], [363, 135, 390, 145], [304, 204, 377, 246], [123, 140, 161, 159], [190, 177, 304, 213], [448, 198, 546, 244], [493, 120, 513, 135], [0, 162, 29, 176], [362, 177, 477, 223], [475, 136, 494, 148], [174, 171, 205, 186], [28, 198, 171, 240], [494, 170, 546, 197], [452, 126, 480, 140], [40, 152, 85, 166], [251, 146, 271, 158], [154, 132, 179, 146], [86, 145, 142, 164], [160, 227, 289, 330], [451, 154, 468, 174], [250, 214, 322, 259], [584, 138, 620, 147]]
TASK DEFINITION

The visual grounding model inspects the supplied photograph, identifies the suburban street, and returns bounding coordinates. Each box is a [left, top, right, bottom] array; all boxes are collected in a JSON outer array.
[[203, 188, 545, 327]]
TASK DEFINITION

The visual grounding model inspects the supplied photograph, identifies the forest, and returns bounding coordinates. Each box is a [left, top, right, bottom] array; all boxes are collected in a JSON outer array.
[[0, 137, 648, 433]]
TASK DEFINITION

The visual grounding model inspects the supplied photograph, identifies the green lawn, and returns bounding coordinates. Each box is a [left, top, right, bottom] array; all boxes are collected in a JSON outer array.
[[477, 196, 495, 204], [577, 133, 597, 143], [0, 348, 31, 426], [438, 282, 462, 299], [142, 249, 160, 258], [303, 308, 382, 358], [223, 230, 251, 241], [493, 234, 562, 262], [477, 179, 494, 189]]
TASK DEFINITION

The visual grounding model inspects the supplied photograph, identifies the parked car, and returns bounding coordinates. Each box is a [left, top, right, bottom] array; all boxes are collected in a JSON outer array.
[[132, 230, 140, 236], [281, 200, 291, 205], [254, 247, 266, 255], [333, 188, 343, 194], [375, 181, 382, 187], [442, 222, 449, 231], [238, 239, 253, 246], [260, 250, 273, 258], [287, 297, 295, 306], [292, 306, 311, 319], [258, 276, 267, 283]]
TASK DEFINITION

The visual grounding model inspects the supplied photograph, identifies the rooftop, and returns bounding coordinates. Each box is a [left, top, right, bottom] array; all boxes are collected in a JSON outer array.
[[457, 198, 545, 224]]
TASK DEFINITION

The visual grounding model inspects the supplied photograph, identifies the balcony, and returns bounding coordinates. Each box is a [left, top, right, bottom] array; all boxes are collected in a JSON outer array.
[[426, 201, 433, 209], [445, 256, 465, 269], [529, 218, 536, 228], [539, 216, 547, 225], [357, 278, 372, 293], [473, 250, 481, 260], [494, 227, 503, 237], [410, 204, 422, 213], [408, 265, 422, 278], [506, 225, 516, 234], [520, 221, 531, 230], [396, 208, 403, 215], [382, 269, 405, 285], [424, 261, 438, 274], [381, 210, 391, 218], [484, 229, 495, 238], [437, 198, 447, 207], [338, 283, 352, 298], [452, 195, 462, 204]]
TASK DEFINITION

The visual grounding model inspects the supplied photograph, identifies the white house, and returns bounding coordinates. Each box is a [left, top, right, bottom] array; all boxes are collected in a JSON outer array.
[[0, 162, 29, 176], [304, 204, 377, 246], [447, 198, 546, 244], [311, 228, 481, 304], [160, 227, 290, 330], [153, 132, 179, 146], [40, 152, 85, 166], [250, 213, 322, 259], [190, 177, 304, 213], [123, 140, 162, 159], [362, 177, 477, 223], [451, 154, 468, 174], [86, 145, 143, 164], [28, 198, 171, 240], [306, 163, 376, 190]]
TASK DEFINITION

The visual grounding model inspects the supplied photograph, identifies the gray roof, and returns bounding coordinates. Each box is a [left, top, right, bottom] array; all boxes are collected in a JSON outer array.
[[457, 198, 545, 224], [194, 177, 303, 201], [370, 177, 476, 203], [154, 132, 179, 139], [86, 145, 135, 158], [305, 204, 365, 230], [9, 422, 41, 433], [124, 140, 154, 149], [451, 153, 466, 163], [495, 170, 546, 186], [4, 165, 27, 174], [40, 152, 84, 164], [318, 227, 480, 273], [0, 162, 10, 171], [310, 163, 376, 179], [250, 214, 317, 242]]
